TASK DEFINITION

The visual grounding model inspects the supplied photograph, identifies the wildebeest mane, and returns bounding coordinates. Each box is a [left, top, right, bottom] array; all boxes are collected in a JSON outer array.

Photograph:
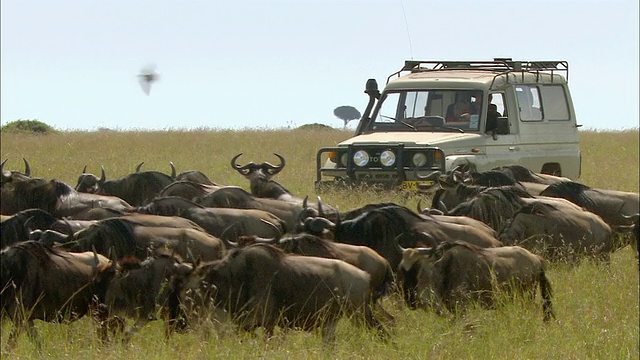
[[341, 202, 401, 221], [539, 181, 597, 209], [137, 196, 204, 216], [469, 170, 518, 186], [447, 187, 531, 230], [0, 209, 59, 248], [74, 218, 138, 258], [281, 234, 341, 259], [493, 164, 545, 183]]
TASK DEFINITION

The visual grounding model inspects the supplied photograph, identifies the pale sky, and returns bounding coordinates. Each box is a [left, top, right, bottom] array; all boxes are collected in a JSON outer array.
[[1, 0, 638, 131]]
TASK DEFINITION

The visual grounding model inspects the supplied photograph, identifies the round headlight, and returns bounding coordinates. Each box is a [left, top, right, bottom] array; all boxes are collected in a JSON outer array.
[[340, 153, 348, 166], [353, 150, 370, 167], [412, 152, 428, 167], [380, 150, 396, 167]]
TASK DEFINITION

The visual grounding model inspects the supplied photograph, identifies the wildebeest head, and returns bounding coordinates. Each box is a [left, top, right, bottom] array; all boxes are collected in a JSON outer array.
[[231, 153, 291, 200], [75, 165, 105, 193], [396, 245, 444, 311], [1, 158, 32, 188]]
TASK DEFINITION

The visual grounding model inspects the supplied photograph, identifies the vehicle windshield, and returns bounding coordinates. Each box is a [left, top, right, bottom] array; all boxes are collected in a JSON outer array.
[[367, 90, 484, 132]]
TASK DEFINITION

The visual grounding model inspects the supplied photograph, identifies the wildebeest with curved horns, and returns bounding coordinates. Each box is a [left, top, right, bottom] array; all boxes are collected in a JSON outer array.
[[539, 180, 640, 232], [231, 153, 293, 201], [199, 186, 333, 232], [75, 164, 175, 206], [57, 217, 225, 263], [304, 204, 502, 270], [1, 177, 133, 218], [1, 158, 32, 185], [174, 243, 389, 343], [94, 249, 193, 343], [235, 232, 395, 323], [397, 241, 554, 322], [498, 202, 614, 262], [0, 208, 60, 248], [137, 196, 286, 241], [1, 241, 114, 350]]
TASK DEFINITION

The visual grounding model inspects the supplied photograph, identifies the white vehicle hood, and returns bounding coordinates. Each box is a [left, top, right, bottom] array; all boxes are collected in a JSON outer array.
[[338, 132, 482, 146]]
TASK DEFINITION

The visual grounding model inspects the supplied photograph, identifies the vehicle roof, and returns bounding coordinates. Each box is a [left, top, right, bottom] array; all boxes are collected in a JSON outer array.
[[384, 59, 568, 91]]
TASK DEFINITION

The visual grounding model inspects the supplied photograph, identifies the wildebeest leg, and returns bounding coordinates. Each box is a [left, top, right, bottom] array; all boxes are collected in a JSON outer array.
[[6, 324, 23, 351], [122, 317, 150, 344], [320, 320, 337, 345], [374, 302, 396, 326], [25, 320, 42, 351], [364, 305, 389, 341]]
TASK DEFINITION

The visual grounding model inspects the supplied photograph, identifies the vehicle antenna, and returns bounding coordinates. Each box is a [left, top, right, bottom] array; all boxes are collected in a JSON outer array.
[[400, 0, 414, 60]]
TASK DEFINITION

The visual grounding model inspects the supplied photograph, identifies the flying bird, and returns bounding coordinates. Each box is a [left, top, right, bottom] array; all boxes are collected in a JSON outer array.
[[138, 64, 159, 95]]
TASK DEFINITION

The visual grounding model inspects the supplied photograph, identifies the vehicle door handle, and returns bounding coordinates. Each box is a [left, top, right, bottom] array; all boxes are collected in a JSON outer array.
[[509, 146, 517, 151]]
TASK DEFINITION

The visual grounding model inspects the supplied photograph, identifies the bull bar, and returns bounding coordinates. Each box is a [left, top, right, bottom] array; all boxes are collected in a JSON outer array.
[[315, 144, 445, 190]]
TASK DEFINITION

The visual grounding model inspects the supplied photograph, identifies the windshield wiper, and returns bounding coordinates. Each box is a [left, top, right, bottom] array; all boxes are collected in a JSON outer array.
[[379, 114, 417, 131]]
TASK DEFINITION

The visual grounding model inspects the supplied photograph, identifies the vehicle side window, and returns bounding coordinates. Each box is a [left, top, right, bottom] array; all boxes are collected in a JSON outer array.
[[516, 85, 543, 121], [539, 85, 570, 120]]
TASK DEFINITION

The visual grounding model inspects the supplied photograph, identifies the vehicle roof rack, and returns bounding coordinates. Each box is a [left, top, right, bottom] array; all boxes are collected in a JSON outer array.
[[387, 58, 569, 85]]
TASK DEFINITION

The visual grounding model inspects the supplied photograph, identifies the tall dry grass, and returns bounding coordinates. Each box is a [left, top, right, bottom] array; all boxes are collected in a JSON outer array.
[[1, 128, 638, 359]]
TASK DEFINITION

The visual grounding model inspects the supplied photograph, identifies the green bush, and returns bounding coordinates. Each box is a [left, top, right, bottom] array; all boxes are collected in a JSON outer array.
[[296, 123, 335, 131], [0, 119, 57, 134]]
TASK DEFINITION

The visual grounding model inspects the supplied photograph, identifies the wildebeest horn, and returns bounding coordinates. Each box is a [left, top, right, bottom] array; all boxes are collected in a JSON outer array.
[[304, 217, 335, 234], [317, 196, 325, 217], [0, 159, 8, 180], [169, 161, 176, 179], [415, 170, 441, 182], [92, 245, 100, 267], [22, 158, 31, 177], [186, 248, 196, 263], [260, 219, 282, 241], [302, 195, 309, 209], [622, 213, 640, 222], [417, 199, 423, 213], [82, 165, 87, 174], [135, 162, 144, 172], [262, 153, 285, 175], [99, 166, 106, 186], [230, 153, 245, 170]]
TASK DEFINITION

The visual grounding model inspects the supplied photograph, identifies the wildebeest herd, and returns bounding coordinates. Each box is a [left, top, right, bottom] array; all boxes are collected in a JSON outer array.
[[1, 156, 639, 350]]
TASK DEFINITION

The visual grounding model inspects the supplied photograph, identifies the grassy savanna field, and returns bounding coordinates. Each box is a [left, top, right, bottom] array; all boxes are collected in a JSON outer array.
[[1, 128, 638, 359]]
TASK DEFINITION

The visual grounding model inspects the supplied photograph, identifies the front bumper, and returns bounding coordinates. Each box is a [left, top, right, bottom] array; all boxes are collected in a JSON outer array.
[[315, 144, 445, 190]]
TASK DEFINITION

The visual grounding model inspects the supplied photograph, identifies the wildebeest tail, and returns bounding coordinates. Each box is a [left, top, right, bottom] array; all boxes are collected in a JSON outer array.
[[539, 268, 555, 322], [374, 263, 395, 301]]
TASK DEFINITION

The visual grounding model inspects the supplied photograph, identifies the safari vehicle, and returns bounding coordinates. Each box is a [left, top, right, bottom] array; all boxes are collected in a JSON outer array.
[[315, 58, 581, 190]]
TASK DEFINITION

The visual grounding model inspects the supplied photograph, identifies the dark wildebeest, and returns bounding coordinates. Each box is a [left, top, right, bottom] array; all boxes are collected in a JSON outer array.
[[397, 241, 554, 321], [491, 164, 571, 184], [136, 196, 286, 241], [229, 153, 339, 218], [94, 250, 193, 343], [236, 232, 395, 324], [497, 202, 614, 262], [539, 181, 640, 233], [230, 153, 293, 201], [1, 241, 114, 350], [0, 208, 59, 248], [304, 205, 502, 270], [158, 180, 220, 200], [75, 164, 175, 206], [58, 217, 226, 263], [1, 158, 31, 184], [138, 161, 216, 186], [200, 186, 324, 232], [1, 177, 133, 219], [174, 243, 388, 343]]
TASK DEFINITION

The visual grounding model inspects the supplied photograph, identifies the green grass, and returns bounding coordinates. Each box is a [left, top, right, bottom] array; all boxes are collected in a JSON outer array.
[[1, 128, 638, 358]]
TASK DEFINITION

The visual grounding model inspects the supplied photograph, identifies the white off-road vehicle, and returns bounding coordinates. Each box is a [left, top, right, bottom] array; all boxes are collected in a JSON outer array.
[[315, 58, 581, 190]]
